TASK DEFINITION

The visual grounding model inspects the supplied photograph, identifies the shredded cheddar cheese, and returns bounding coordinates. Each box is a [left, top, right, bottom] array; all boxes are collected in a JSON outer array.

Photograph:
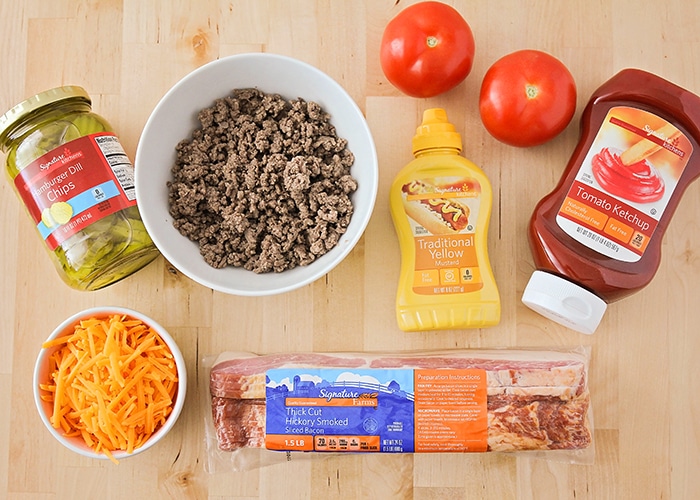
[[39, 314, 179, 464]]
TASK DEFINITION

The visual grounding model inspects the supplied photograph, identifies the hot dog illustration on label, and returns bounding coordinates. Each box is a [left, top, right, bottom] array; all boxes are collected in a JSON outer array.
[[401, 179, 473, 234]]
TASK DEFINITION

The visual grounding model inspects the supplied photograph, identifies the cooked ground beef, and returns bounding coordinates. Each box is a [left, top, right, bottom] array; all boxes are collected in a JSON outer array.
[[167, 88, 357, 273]]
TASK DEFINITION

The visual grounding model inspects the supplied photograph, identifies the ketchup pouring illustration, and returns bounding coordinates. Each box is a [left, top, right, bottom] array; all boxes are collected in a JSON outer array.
[[590, 122, 682, 203], [522, 69, 700, 334]]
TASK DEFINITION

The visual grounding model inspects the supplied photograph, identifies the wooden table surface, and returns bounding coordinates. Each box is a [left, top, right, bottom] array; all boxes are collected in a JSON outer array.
[[2, 1, 700, 498]]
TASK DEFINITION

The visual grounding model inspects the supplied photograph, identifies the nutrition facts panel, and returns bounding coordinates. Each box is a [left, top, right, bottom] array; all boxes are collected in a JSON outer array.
[[94, 134, 136, 201]]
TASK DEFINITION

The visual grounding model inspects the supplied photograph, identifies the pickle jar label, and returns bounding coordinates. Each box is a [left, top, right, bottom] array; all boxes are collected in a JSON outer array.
[[399, 176, 483, 295], [557, 106, 692, 262], [14, 133, 137, 251]]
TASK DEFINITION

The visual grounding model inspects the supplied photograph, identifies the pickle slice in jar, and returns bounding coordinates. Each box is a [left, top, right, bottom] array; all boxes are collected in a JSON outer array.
[[55, 207, 158, 288], [59, 213, 130, 270], [60, 232, 91, 270], [9, 114, 108, 173], [57, 208, 150, 270], [16, 121, 77, 169], [61, 114, 110, 144]]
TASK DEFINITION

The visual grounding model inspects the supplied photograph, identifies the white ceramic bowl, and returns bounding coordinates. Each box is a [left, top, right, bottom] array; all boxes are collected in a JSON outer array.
[[134, 53, 378, 296], [33, 307, 187, 461]]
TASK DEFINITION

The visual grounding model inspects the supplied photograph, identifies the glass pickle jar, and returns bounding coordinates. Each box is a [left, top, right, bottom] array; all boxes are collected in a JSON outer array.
[[0, 86, 159, 290]]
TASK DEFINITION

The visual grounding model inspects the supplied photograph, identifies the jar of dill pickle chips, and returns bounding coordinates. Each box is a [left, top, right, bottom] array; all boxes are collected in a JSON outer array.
[[0, 86, 159, 290]]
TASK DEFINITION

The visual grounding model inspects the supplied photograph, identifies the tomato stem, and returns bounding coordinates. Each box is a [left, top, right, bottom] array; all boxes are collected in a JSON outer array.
[[526, 84, 539, 99], [426, 36, 439, 48]]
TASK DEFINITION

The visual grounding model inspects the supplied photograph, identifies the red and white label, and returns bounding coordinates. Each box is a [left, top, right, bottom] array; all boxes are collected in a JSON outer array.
[[14, 133, 137, 250]]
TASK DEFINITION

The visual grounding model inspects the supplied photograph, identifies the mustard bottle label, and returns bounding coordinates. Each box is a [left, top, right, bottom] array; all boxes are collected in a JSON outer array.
[[556, 106, 692, 262], [400, 176, 483, 295]]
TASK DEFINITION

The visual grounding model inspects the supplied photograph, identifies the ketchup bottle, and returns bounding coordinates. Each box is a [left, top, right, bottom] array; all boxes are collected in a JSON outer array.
[[522, 69, 700, 334]]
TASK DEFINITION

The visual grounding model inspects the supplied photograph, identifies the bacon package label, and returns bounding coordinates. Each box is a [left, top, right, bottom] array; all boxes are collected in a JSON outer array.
[[556, 106, 692, 262], [264, 367, 488, 453]]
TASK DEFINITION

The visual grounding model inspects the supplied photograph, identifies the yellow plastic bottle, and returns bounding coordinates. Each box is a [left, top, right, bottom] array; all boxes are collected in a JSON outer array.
[[390, 108, 500, 331]]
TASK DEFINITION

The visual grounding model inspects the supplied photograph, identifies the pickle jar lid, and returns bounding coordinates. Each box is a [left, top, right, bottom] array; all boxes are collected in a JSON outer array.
[[521, 270, 608, 335], [0, 86, 91, 145]]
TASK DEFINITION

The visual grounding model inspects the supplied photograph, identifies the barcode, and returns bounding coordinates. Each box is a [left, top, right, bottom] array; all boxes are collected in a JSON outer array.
[[94, 135, 137, 201], [576, 227, 620, 252]]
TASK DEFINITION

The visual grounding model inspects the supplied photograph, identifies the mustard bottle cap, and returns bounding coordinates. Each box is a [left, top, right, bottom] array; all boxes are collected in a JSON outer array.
[[412, 108, 463, 155]]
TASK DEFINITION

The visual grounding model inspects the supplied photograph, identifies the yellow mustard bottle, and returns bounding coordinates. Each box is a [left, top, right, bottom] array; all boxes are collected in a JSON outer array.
[[390, 108, 500, 331]]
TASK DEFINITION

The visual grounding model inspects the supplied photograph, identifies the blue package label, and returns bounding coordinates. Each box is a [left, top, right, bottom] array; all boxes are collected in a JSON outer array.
[[265, 368, 416, 452]]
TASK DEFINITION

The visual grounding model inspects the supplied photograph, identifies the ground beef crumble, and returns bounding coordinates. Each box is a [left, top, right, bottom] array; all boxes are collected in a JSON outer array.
[[167, 88, 357, 273]]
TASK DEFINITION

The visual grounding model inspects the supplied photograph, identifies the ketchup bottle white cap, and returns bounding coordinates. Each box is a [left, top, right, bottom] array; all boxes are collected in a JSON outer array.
[[522, 270, 607, 334]]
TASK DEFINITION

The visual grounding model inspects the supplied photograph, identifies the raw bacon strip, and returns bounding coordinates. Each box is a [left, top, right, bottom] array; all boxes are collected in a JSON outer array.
[[210, 352, 367, 399], [211, 394, 591, 452], [209, 350, 588, 400], [211, 397, 265, 451], [487, 395, 591, 451], [372, 356, 587, 401]]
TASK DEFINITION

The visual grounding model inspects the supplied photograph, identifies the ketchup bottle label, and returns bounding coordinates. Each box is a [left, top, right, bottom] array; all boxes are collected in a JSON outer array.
[[400, 176, 484, 295], [556, 106, 692, 262], [13, 133, 138, 251]]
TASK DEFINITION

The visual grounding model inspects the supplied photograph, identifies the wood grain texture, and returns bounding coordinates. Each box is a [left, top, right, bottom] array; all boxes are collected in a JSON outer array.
[[2, 0, 700, 498]]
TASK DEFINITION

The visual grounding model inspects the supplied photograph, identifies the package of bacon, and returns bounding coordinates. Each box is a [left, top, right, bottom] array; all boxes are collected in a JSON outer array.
[[203, 348, 595, 471]]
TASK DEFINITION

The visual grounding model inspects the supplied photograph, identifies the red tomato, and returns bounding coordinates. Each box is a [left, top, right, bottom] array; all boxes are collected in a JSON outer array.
[[479, 50, 577, 147], [380, 2, 475, 98]]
